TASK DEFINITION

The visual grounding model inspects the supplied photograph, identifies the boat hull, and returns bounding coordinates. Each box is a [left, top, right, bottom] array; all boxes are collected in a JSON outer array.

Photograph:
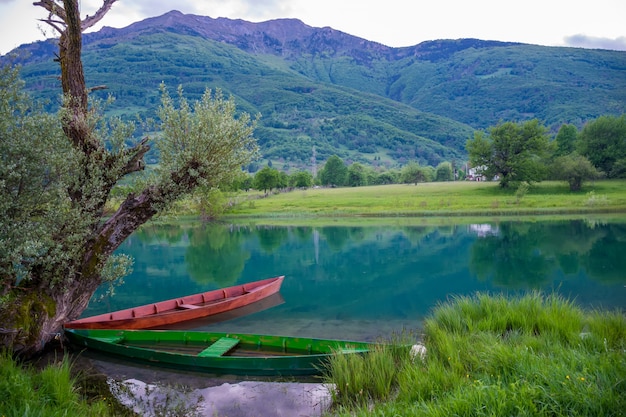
[[64, 276, 284, 330], [64, 328, 372, 376]]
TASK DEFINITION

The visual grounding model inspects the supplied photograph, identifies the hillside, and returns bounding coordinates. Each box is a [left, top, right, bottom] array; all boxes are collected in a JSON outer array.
[[4, 10, 626, 170]]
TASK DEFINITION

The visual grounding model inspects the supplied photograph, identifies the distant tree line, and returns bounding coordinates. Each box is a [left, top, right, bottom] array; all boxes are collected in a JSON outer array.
[[233, 114, 625, 194], [466, 115, 626, 190], [230, 155, 457, 193]]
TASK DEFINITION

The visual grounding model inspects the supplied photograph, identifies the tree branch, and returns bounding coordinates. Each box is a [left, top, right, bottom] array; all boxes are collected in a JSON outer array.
[[33, 0, 67, 22], [39, 18, 65, 35], [81, 0, 119, 31], [35, 0, 120, 32], [88, 85, 107, 92], [119, 137, 150, 176], [93, 161, 202, 259]]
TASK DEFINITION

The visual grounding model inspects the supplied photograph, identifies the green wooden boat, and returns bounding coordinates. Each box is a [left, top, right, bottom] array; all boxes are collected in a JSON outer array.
[[64, 328, 374, 376]]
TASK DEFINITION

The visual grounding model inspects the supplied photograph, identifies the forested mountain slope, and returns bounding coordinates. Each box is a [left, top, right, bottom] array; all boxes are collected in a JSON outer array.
[[4, 10, 625, 169]]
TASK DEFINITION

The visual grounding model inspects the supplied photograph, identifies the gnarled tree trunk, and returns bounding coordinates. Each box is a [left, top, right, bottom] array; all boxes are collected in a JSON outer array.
[[2, 1, 257, 357], [2, 0, 162, 357]]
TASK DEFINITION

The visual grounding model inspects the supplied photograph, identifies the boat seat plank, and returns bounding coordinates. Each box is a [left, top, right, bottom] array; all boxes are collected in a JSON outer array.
[[198, 337, 240, 357], [93, 336, 124, 344], [178, 303, 200, 309]]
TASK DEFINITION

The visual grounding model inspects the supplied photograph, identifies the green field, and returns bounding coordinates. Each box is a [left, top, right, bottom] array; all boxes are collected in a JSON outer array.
[[226, 180, 626, 219]]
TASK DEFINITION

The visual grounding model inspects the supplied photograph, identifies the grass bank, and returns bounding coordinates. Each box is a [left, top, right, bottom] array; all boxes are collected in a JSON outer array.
[[226, 180, 626, 219], [323, 292, 626, 417], [0, 350, 130, 417]]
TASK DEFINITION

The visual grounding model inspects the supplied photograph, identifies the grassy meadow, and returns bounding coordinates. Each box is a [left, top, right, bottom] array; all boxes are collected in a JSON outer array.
[[226, 180, 626, 219], [323, 293, 626, 417]]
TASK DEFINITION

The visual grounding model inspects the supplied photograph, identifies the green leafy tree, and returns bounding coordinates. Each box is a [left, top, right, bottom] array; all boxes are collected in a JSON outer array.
[[377, 170, 399, 184], [240, 175, 254, 191], [278, 171, 290, 189], [254, 166, 280, 192], [290, 170, 313, 188], [550, 153, 602, 191], [347, 162, 368, 187], [466, 119, 553, 188], [554, 124, 579, 157], [401, 162, 427, 185], [435, 161, 454, 181], [319, 155, 348, 186], [0, 0, 258, 356], [578, 115, 626, 178]]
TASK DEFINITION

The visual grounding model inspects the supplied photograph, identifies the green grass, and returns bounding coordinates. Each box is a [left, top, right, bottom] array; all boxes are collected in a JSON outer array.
[[0, 351, 123, 417], [226, 180, 626, 218], [323, 292, 626, 417]]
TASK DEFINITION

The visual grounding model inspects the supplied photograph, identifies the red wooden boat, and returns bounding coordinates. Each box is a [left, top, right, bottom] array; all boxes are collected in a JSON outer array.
[[64, 276, 284, 330]]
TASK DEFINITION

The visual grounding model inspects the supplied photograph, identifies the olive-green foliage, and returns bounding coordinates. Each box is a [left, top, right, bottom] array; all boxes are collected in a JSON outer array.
[[0, 66, 85, 288], [551, 153, 602, 191], [347, 163, 368, 187], [466, 119, 554, 188], [578, 114, 626, 178], [320, 155, 348, 186], [156, 84, 259, 192], [554, 123, 579, 157], [290, 170, 313, 188], [401, 162, 428, 185], [1, 60, 259, 354], [435, 161, 454, 181], [254, 166, 280, 192], [327, 293, 626, 417]]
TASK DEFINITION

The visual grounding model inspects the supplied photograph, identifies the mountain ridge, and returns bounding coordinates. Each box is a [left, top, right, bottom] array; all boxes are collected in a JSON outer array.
[[3, 11, 626, 170]]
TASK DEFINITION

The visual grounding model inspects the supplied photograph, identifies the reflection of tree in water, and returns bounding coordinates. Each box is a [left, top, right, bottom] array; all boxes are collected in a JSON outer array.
[[291, 226, 313, 242], [185, 224, 251, 287], [538, 220, 606, 275], [469, 220, 626, 288], [582, 223, 626, 284], [256, 226, 289, 253], [319, 227, 351, 252], [134, 224, 187, 245], [469, 222, 555, 288]]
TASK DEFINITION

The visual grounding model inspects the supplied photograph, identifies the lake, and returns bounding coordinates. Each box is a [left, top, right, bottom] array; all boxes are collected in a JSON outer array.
[[84, 217, 626, 342]]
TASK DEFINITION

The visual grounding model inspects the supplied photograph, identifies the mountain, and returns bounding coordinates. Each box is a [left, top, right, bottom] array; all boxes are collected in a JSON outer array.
[[4, 10, 626, 170]]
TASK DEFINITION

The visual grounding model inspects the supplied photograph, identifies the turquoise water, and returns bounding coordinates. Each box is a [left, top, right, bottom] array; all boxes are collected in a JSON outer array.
[[85, 218, 626, 341]]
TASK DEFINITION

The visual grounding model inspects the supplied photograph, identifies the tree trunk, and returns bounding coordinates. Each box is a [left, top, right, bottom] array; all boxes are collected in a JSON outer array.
[[0, 273, 99, 357], [3, 0, 245, 357]]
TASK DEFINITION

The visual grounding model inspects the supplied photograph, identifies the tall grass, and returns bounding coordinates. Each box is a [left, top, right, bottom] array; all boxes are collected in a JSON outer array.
[[324, 292, 626, 416], [0, 351, 120, 417], [321, 332, 415, 408]]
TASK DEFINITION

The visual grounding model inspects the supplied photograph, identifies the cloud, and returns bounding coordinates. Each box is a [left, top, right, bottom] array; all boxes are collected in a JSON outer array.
[[564, 34, 626, 51], [100, 0, 291, 22]]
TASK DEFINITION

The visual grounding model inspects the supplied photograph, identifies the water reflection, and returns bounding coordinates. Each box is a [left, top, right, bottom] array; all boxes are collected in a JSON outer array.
[[86, 218, 626, 340], [185, 225, 250, 287]]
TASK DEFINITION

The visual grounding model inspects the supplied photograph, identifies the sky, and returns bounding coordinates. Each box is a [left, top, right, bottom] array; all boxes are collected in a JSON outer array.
[[1, 0, 625, 55]]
